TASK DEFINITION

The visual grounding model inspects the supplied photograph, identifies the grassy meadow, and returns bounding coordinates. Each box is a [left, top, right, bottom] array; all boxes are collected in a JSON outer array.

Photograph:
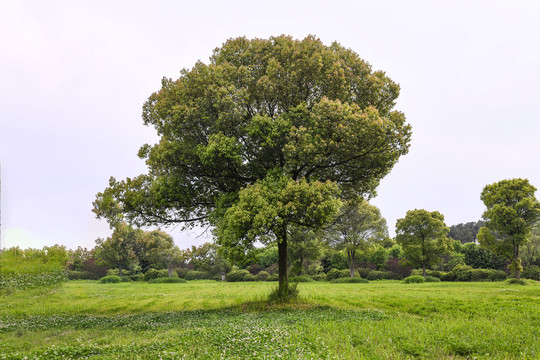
[[0, 280, 539, 359]]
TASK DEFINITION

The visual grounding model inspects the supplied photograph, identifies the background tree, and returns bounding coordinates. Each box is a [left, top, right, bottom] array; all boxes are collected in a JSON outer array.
[[67, 246, 92, 271], [326, 201, 388, 277], [94, 223, 138, 276], [448, 220, 484, 244], [477, 178, 540, 279], [93, 35, 412, 297], [134, 229, 176, 272], [181, 242, 231, 277], [287, 226, 324, 276], [521, 221, 540, 267], [395, 209, 453, 277]]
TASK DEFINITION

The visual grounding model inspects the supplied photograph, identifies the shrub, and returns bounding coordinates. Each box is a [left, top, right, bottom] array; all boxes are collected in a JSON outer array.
[[506, 278, 527, 285], [106, 269, 122, 276], [247, 264, 265, 275], [403, 275, 425, 284], [120, 277, 133, 282], [325, 269, 349, 281], [67, 270, 96, 280], [128, 273, 144, 282], [469, 268, 492, 281], [357, 267, 373, 279], [367, 271, 389, 280], [428, 270, 444, 279], [331, 277, 369, 283], [99, 275, 121, 284], [384, 257, 411, 278], [144, 269, 170, 281], [310, 274, 326, 282], [424, 276, 441, 282], [266, 273, 279, 281], [175, 268, 190, 279], [149, 277, 187, 283], [441, 272, 456, 281], [451, 264, 474, 281], [289, 276, 314, 282], [226, 269, 254, 282], [488, 270, 508, 282], [385, 271, 404, 280], [185, 270, 208, 281], [522, 265, 540, 281], [254, 271, 270, 281]]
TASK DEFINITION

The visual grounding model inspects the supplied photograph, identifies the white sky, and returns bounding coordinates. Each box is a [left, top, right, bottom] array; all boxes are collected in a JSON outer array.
[[1, 0, 539, 250]]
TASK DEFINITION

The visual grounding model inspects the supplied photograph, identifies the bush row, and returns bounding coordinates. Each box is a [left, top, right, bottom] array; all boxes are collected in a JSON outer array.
[[95, 265, 540, 283], [410, 266, 508, 282]]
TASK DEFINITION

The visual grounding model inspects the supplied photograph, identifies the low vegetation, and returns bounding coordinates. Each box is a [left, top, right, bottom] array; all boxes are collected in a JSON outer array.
[[0, 280, 538, 359]]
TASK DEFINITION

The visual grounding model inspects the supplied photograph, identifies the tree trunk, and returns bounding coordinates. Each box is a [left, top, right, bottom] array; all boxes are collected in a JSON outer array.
[[277, 226, 288, 297], [422, 262, 426, 277], [118, 264, 123, 277], [348, 249, 356, 278], [168, 261, 173, 277], [515, 246, 521, 280]]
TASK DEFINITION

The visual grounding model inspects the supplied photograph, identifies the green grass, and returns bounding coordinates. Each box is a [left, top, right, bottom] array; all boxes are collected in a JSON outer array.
[[0, 280, 539, 359]]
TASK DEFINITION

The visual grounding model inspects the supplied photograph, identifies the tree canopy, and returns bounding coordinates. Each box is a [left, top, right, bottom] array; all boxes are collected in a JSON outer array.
[[448, 221, 484, 244], [93, 35, 412, 297], [477, 178, 540, 278]]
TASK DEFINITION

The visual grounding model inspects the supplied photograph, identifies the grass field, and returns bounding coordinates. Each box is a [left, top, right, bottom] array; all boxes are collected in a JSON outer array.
[[0, 280, 539, 359]]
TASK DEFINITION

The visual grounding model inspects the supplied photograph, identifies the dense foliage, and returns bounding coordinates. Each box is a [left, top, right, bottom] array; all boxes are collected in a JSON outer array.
[[395, 209, 453, 276], [478, 178, 540, 279], [0, 246, 68, 292]]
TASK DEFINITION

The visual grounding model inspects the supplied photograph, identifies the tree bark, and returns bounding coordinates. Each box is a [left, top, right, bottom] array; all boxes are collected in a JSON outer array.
[[118, 264, 123, 277], [168, 261, 173, 277], [348, 249, 356, 277], [515, 246, 521, 280], [277, 226, 289, 297], [422, 262, 426, 277]]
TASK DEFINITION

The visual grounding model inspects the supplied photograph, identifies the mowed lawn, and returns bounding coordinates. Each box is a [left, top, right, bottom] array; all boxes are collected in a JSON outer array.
[[0, 280, 538, 359]]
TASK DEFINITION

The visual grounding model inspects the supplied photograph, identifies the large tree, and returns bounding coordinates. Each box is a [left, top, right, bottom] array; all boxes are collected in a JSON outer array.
[[327, 201, 388, 277], [395, 209, 453, 277], [93, 35, 411, 297], [477, 178, 540, 279]]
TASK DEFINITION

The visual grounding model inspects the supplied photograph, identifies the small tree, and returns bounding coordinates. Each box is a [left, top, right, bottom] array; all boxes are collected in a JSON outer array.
[[477, 178, 540, 279], [288, 226, 324, 276], [395, 209, 453, 277], [217, 172, 341, 297], [327, 201, 388, 277]]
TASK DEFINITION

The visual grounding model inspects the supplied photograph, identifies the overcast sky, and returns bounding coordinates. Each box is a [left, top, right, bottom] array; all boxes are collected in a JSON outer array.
[[1, 1, 539, 250]]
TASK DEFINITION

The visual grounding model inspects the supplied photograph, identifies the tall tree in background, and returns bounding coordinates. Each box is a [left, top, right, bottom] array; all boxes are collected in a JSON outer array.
[[93, 35, 412, 298], [477, 178, 540, 279], [396, 209, 453, 277], [448, 220, 484, 244], [327, 201, 388, 277]]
